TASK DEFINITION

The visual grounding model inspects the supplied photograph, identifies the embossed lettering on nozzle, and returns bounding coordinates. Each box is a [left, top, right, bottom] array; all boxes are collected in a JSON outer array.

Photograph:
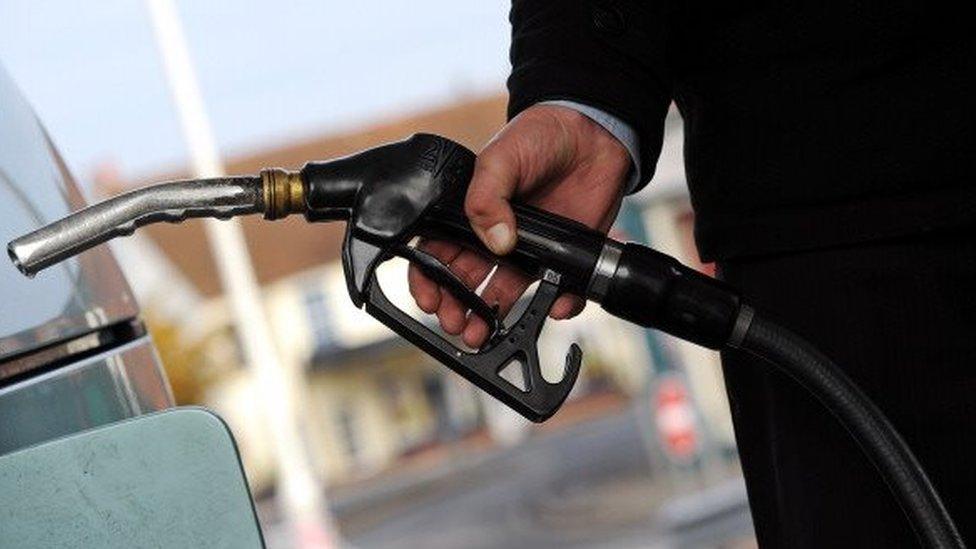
[[7, 176, 265, 277]]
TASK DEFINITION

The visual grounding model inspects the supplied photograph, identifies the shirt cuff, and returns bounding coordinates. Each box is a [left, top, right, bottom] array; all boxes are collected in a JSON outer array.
[[538, 99, 642, 193]]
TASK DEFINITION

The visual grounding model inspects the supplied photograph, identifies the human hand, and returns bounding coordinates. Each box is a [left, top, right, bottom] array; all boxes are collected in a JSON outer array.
[[408, 104, 631, 348]]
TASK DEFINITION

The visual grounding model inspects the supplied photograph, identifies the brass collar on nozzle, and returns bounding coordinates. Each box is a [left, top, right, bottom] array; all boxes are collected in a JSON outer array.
[[261, 168, 306, 220]]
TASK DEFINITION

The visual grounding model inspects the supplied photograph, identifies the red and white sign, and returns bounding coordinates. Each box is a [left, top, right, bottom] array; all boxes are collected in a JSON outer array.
[[655, 376, 699, 461]]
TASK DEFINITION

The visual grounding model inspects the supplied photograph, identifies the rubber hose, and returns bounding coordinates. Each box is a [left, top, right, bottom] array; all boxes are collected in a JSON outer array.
[[737, 312, 965, 548]]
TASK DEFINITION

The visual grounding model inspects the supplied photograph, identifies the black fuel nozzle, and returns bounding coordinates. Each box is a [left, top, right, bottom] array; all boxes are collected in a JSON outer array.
[[296, 134, 740, 418], [295, 134, 590, 421], [295, 134, 609, 300], [297, 134, 479, 306], [295, 134, 602, 298], [4, 133, 737, 421]]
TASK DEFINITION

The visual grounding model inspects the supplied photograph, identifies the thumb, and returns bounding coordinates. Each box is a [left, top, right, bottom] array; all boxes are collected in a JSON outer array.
[[465, 146, 519, 255]]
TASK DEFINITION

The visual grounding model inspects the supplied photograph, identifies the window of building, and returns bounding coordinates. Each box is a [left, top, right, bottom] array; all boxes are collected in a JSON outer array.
[[303, 287, 334, 351], [337, 404, 359, 463]]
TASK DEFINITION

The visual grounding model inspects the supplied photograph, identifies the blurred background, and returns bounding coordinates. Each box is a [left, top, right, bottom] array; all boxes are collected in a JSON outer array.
[[0, 1, 755, 547]]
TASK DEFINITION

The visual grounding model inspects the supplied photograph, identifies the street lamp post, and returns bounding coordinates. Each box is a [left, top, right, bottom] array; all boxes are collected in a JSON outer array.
[[144, 1, 337, 546]]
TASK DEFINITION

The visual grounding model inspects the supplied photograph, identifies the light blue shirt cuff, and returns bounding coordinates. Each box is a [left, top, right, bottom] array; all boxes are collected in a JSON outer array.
[[538, 99, 642, 193]]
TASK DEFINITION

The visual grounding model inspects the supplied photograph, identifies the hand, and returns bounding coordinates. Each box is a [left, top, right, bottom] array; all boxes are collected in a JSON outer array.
[[408, 104, 632, 348]]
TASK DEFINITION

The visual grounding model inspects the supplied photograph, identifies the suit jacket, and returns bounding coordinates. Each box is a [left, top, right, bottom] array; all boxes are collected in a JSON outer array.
[[507, 1, 976, 260]]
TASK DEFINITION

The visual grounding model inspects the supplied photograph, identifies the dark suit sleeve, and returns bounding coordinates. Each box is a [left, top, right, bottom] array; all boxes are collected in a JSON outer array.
[[506, 0, 671, 189]]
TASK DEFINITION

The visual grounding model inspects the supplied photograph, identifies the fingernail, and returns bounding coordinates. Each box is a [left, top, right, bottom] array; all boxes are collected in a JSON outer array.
[[485, 223, 513, 254]]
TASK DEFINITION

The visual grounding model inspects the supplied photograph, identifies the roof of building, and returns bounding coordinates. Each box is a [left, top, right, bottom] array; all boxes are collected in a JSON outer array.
[[121, 94, 507, 297]]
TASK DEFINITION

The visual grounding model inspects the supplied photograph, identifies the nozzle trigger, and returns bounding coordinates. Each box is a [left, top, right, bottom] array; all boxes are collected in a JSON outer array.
[[393, 244, 501, 340], [363, 266, 582, 423]]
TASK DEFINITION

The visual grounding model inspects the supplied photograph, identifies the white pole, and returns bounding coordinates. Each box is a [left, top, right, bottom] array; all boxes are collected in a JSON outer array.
[[144, 1, 337, 547]]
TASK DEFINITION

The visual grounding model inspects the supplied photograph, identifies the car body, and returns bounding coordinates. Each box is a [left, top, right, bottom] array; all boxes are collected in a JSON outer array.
[[0, 64, 173, 455]]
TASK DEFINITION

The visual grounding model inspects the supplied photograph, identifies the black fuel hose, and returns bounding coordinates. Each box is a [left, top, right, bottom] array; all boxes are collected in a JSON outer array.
[[424, 187, 965, 547], [734, 313, 964, 548], [591, 241, 964, 548]]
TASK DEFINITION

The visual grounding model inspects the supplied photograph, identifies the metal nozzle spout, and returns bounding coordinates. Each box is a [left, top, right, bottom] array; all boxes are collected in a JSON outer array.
[[7, 176, 267, 277]]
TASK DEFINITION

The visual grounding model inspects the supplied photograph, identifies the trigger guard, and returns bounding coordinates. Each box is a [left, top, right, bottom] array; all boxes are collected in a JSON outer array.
[[362, 268, 582, 422], [341, 234, 384, 308], [393, 244, 501, 339]]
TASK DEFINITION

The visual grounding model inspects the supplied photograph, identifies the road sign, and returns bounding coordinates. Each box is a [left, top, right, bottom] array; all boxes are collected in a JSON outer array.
[[655, 375, 699, 461]]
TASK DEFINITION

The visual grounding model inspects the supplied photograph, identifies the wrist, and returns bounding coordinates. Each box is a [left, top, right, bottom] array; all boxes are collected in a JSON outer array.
[[536, 100, 641, 192]]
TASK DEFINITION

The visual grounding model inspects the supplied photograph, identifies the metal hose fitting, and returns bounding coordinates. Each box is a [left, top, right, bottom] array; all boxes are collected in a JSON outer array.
[[260, 168, 305, 220]]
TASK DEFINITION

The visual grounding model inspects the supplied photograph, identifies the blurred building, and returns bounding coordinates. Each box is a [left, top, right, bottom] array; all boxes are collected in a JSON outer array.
[[97, 95, 735, 494]]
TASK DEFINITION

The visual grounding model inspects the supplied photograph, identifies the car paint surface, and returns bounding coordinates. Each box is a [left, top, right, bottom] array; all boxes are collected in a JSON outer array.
[[0, 63, 173, 455], [0, 65, 138, 361], [0, 337, 173, 454]]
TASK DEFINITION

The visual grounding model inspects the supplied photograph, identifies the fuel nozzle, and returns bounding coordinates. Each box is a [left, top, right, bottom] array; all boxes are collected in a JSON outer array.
[[7, 168, 307, 277], [5, 133, 455, 278]]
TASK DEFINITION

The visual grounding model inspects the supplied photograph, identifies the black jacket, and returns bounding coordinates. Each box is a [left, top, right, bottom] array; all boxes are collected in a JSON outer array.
[[507, 1, 976, 261]]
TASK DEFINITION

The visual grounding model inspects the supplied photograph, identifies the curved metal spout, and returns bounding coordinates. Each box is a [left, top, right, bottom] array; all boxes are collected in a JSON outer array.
[[8, 176, 264, 277]]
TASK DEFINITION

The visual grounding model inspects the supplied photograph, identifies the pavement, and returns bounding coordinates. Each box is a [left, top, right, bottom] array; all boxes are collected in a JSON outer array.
[[261, 407, 755, 548]]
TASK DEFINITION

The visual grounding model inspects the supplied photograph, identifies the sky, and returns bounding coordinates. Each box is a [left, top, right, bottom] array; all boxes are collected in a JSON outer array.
[[0, 1, 511, 187]]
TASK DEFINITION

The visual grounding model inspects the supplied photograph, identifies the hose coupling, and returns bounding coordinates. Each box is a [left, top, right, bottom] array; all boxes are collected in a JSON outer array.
[[261, 168, 305, 220]]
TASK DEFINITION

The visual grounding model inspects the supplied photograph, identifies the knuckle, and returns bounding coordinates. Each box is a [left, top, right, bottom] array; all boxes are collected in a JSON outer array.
[[471, 152, 504, 183], [455, 265, 483, 289], [464, 196, 497, 222], [485, 283, 520, 311]]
